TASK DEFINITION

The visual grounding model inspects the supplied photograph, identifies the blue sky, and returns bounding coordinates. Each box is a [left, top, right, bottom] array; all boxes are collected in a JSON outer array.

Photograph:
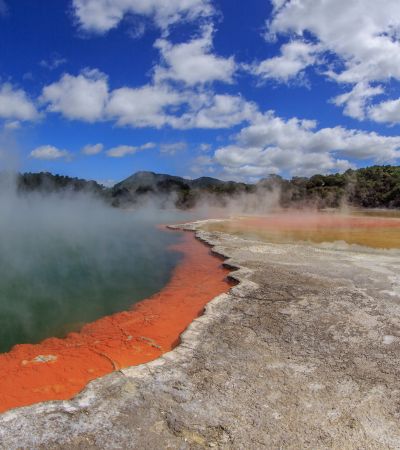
[[1, 0, 400, 184]]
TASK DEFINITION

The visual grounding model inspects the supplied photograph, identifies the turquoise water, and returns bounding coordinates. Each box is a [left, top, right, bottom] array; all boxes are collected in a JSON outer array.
[[0, 194, 187, 353]]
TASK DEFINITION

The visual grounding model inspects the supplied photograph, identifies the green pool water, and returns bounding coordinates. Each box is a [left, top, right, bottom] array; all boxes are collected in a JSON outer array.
[[0, 195, 186, 353]]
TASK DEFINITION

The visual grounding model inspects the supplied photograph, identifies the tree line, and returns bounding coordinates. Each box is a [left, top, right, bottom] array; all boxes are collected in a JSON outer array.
[[6, 165, 400, 209]]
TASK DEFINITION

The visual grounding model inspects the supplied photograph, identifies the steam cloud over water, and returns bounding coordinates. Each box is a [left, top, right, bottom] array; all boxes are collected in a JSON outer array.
[[0, 181, 186, 353], [0, 161, 280, 354]]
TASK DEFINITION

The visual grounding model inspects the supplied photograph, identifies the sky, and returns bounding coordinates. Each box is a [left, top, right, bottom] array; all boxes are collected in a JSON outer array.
[[1, 0, 400, 185]]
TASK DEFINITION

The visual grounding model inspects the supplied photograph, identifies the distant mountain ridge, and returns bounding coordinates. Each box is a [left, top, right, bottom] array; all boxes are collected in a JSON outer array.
[[110, 171, 251, 208], [113, 171, 226, 190], [3, 165, 400, 209]]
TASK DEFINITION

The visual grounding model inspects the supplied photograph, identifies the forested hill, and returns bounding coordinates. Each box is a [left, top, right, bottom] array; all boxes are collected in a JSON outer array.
[[4, 165, 400, 209], [16, 172, 106, 196], [259, 165, 400, 209]]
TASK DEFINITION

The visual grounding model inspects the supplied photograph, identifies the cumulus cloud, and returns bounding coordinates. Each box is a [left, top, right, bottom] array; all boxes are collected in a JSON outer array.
[[332, 82, 384, 120], [332, 83, 400, 124], [368, 98, 400, 124], [0, 83, 38, 121], [251, 40, 320, 83], [154, 25, 236, 85], [106, 83, 181, 128], [82, 143, 103, 155], [269, 0, 400, 83], [265, 0, 400, 122], [105, 83, 256, 130], [41, 70, 181, 128], [40, 67, 255, 130], [216, 145, 353, 179], [175, 93, 257, 129], [41, 69, 109, 122], [72, 0, 213, 34], [41, 10, 255, 132], [213, 112, 400, 179], [30, 145, 70, 160]]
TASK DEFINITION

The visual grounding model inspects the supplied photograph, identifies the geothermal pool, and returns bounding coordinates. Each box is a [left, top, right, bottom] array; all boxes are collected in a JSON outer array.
[[0, 196, 232, 413], [0, 230, 231, 413], [1, 204, 399, 414], [0, 209, 183, 354], [203, 210, 400, 249]]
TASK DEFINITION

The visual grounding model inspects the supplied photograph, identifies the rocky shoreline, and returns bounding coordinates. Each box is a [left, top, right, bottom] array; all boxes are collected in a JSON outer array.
[[1, 220, 400, 449]]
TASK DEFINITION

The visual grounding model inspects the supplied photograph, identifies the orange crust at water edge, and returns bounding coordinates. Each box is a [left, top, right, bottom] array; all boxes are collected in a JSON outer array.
[[0, 230, 232, 414]]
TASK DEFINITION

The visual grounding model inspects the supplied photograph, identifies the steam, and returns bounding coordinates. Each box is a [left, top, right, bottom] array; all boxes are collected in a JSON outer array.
[[0, 181, 187, 352], [192, 188, 282, 217], [117, 183, 283, 218], [0, 135, 334, 354], [0, 127, 20, 174]]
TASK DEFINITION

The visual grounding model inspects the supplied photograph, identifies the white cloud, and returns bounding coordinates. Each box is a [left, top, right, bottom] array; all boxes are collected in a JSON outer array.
[[126, 20, 146, 39], [41, 16, 255, 132], [40, 55, 67, 71], [30, 145, 70, 160], [266, 0, 400, 121], [199, 143, 211, 151], [191, 154, 215, 174], [332, 82, 384, 120], [213, 112, 400, 179], [72, 0, 213, 34], [82, 143, 103, 155], [369, 98, 400, 124], [106, 142, 153, 157], [154, 25, 236, 85], [238, 113, 400, 161], [106, 83, 181, 128], [269, 0, 400, 84], [106, 145, 138, 157], [332, 83, 400, 124], [176, 93, 257, 129], [160, 141, 187, 155], [3, 120, 20, 130], [0, 83, 38, 121], [140, 142, 156, 150], [215, 145, 353, 178], [41, 69, 109, 122], [41, 68, 256, 130], [252, 40, 320, 83]]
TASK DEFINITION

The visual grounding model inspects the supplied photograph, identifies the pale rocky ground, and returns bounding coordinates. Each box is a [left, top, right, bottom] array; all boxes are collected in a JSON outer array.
[[1, 220, 400, 449]]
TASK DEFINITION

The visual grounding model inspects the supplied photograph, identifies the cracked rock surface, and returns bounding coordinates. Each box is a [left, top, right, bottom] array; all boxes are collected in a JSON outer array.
[[1, 221, 400, 449]]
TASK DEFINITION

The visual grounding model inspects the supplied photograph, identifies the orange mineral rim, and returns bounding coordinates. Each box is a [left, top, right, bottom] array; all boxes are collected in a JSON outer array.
[[0, 229, 233, 414]]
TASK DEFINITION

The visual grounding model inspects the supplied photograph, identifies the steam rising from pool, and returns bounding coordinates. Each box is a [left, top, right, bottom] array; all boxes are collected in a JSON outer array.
[[0, 184, 185, 353]]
